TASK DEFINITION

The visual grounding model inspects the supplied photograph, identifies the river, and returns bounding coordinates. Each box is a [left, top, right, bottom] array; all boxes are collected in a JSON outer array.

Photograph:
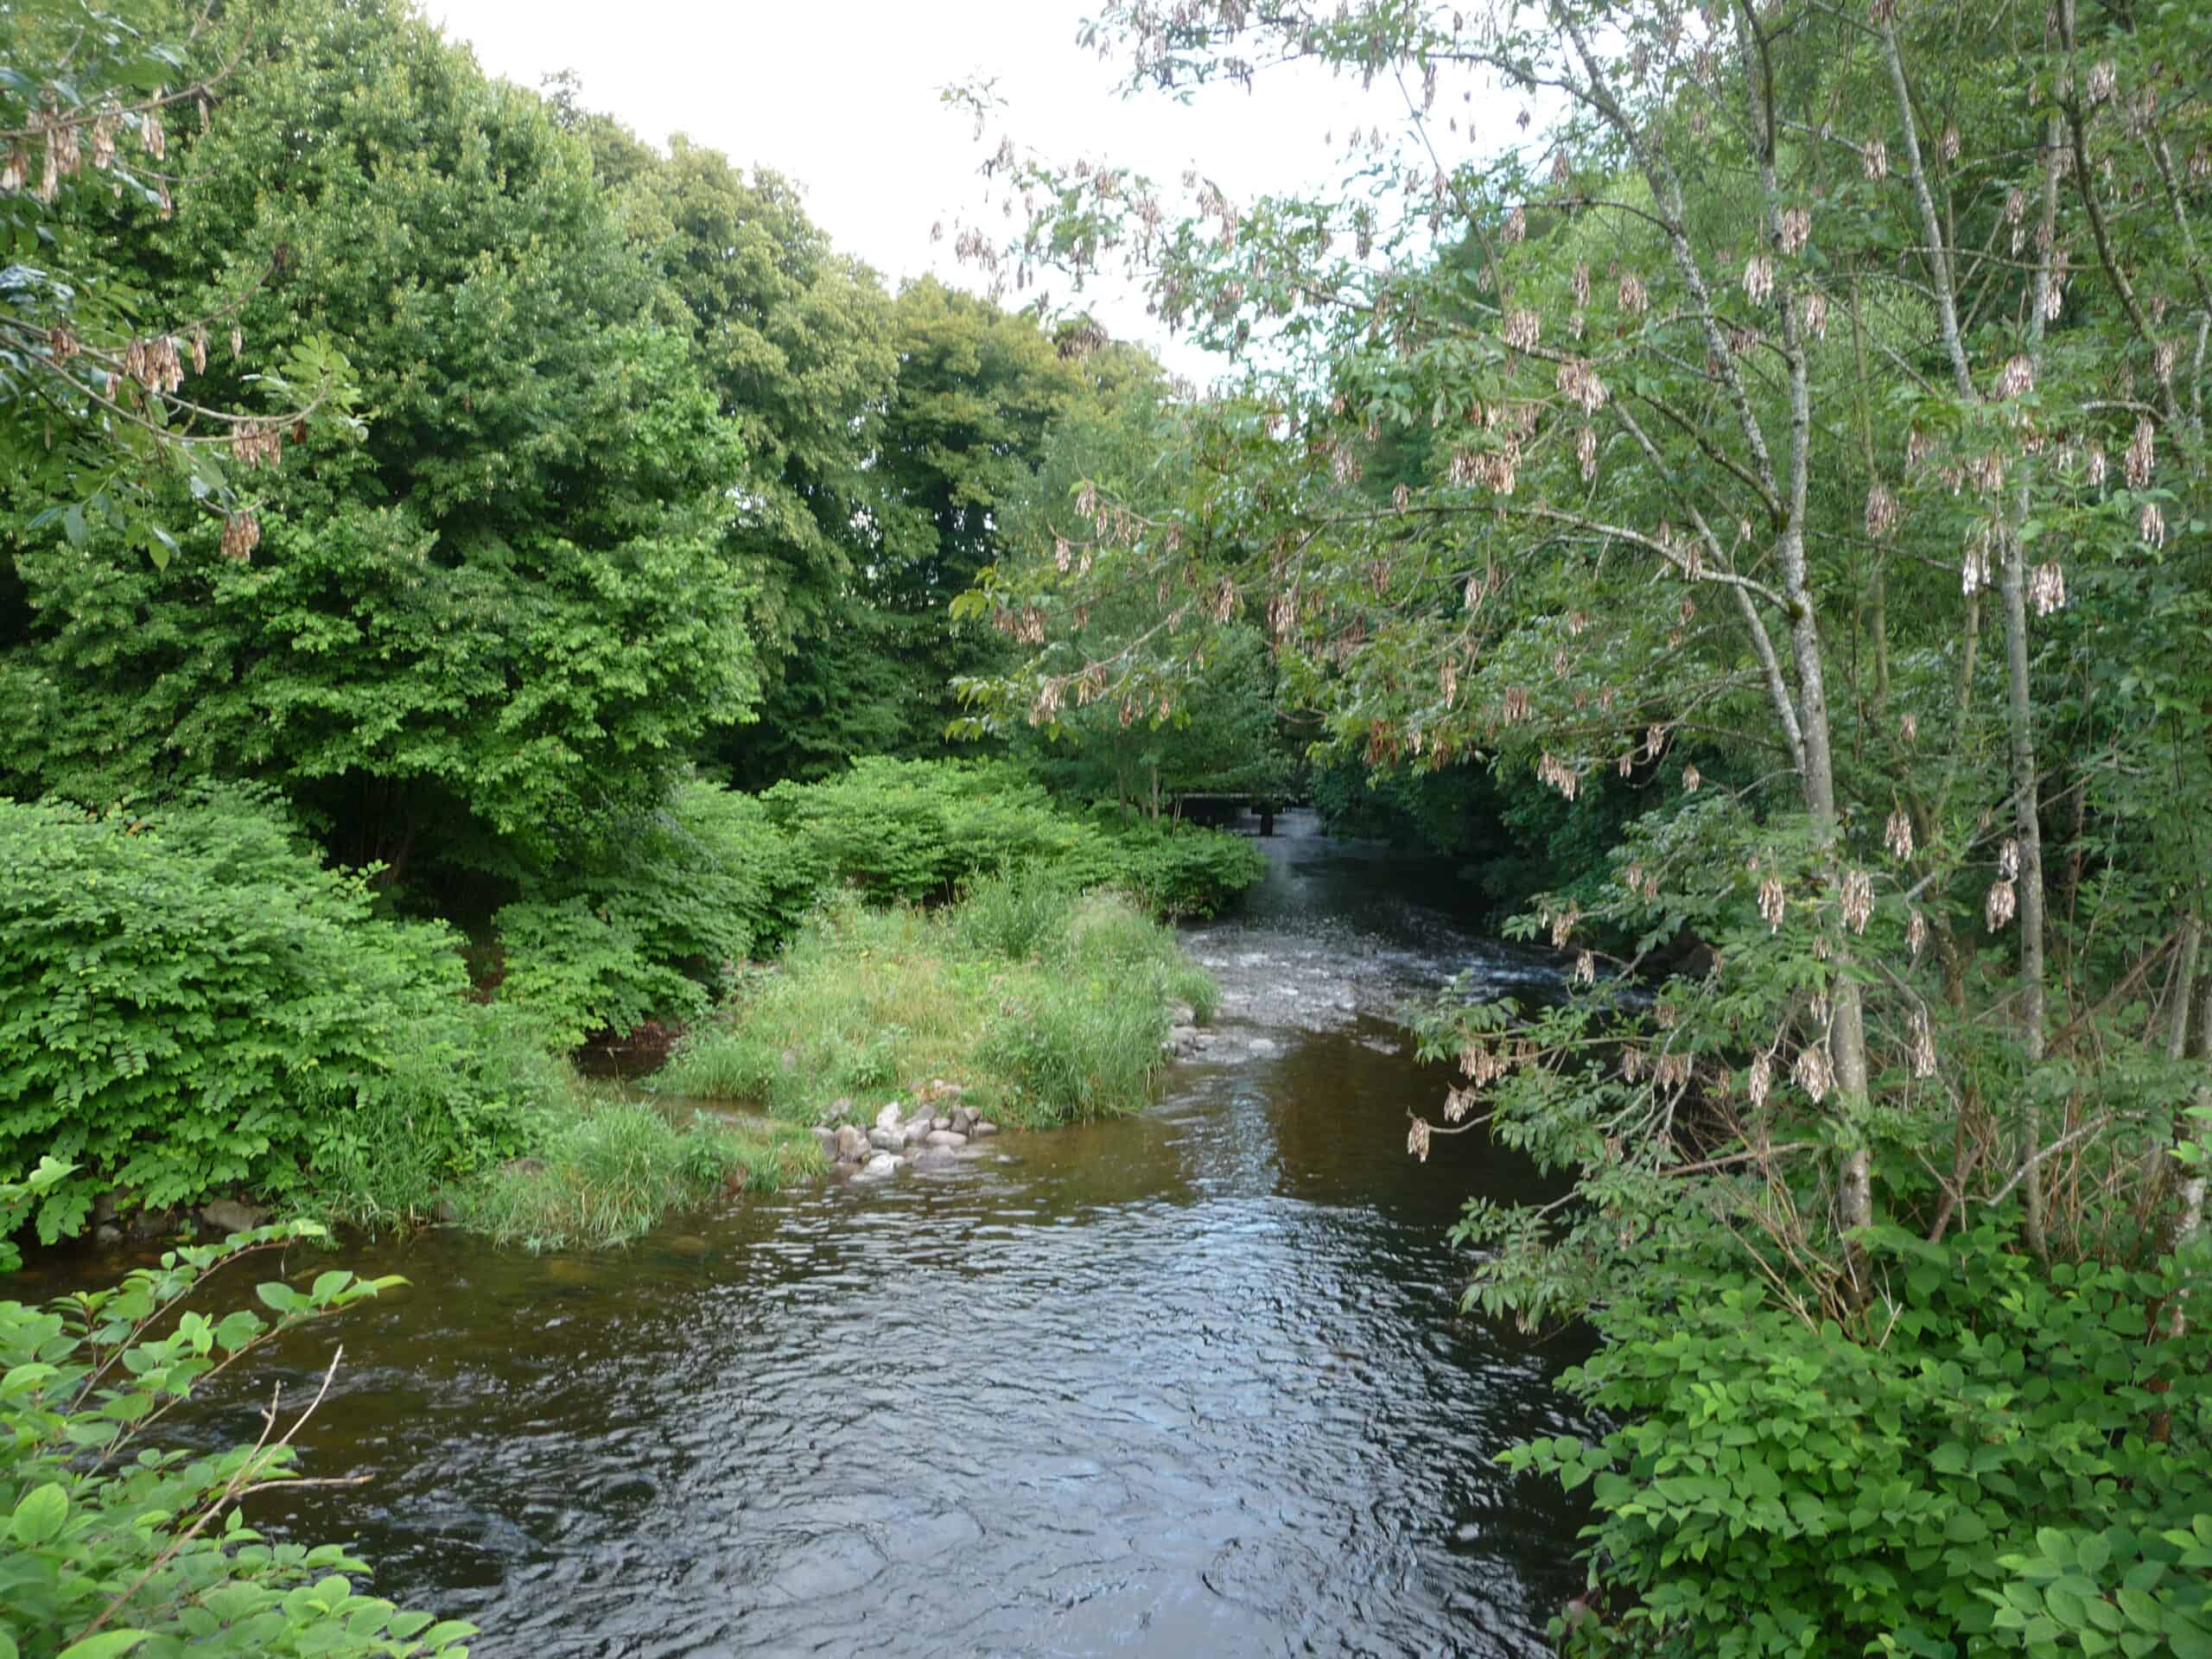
[[33, 811, 1598, 1656]]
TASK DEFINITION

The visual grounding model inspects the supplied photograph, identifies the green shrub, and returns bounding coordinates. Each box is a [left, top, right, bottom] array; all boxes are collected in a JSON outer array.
[[0, 790, 525, 1241], [448, 1097, 818, 1250], [757, 758, 1266, 917], [306, 1001, 574, 1230], [493, 781, 810, 1046], [0, 1159, 469, 1658], [1081, 813, 1270, 918], [1516, 1227, 2212, 1657], [761, 757, 1090, 903]]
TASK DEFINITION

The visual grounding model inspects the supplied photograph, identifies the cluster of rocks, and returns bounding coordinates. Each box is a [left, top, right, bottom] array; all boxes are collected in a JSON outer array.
[[1164, 1001, 1214, 1060], [816, 1084, 998, 1183], [92, 1191, 269, 1247]]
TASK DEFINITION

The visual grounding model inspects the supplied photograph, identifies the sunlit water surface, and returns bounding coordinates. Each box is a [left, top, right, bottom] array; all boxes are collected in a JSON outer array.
[[29, 812, 1595, 1656]]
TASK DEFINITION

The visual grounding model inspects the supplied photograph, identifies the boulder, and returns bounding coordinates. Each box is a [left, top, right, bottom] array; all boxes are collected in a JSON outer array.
[[868, 1127, 903, 1154], [874, 1101, 904, 1133], [923, 1129, 969, 1150], [901, 1120, 931, 1148], [932, 1116, 952, 1132], [855, 1152, 899, 1181], [833, 1125, 872, 1163], [949, 1105, 976, 1135], [972, 1120, 999, 1137], [201, 1198, 270, 1235]]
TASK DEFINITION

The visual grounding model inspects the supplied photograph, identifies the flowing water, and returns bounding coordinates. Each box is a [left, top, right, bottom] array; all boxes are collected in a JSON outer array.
[[31, 812, 1598, 1656]]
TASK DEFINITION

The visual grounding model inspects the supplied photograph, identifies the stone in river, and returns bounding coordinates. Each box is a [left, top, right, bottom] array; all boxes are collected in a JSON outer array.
[[874, 1101, 904, 1132], [855, 1152, 899, 1181], [200, 1197, 269, 1235], [972, 1120, 999, 1137], [868, 1127, 903, 1154], [833, 1125, 871, 1162], [950, 1105, 976, 1135], [923, 1129, 969, 1150]]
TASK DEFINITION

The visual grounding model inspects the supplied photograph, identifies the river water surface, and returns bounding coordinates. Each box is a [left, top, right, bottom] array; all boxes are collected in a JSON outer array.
[[37, 812, 1597, 1656]]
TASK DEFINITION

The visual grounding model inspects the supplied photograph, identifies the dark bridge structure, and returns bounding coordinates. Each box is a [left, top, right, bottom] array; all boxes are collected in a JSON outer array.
[[1169, 792, 1300, 835]]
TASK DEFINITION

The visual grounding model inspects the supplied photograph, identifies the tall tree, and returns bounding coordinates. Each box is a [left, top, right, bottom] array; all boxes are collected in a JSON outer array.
[[2, 0, 757, 879]]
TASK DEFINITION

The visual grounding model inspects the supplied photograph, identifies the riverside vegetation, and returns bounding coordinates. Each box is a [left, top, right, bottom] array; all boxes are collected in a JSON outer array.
[[7, 0, 2212, 1653]]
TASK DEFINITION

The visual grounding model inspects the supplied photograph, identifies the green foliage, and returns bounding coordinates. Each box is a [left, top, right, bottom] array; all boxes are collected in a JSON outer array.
[[1077, 810, 1269, 920], [653, 883, 1215, 1128], [491, 783, 812, 1048], [483, 766, 1257, 1046], [760, 757, 1264, 917], [3, 0, 758, 871], [446, 1098, 818, 1253], [1516, 1230, 2212, 1658], [951, 862, 1081, 960], [0, 790, 533, 1241], [0, 2, 361, 569], [0, 1159, 467, 1658]]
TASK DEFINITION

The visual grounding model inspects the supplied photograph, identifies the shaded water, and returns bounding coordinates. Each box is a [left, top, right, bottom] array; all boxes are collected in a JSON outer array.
[[37, 812, 1596, 1656]]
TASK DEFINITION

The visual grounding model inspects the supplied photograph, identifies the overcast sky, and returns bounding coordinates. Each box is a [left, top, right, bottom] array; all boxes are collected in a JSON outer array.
[[424, 0, 1477, 376]]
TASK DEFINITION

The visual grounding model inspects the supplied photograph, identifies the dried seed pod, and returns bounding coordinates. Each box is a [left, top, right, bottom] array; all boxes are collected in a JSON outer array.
[[1794, 1045, 1834, 1104], [1986, 877, 2018, 931]]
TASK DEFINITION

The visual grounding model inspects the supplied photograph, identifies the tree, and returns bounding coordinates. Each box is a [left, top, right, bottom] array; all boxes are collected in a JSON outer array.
[[0, 0, 358, 571], [979, 366, 1294, 816], [961, 1, 2212, 1643], [734, 278, 1096, 780], [2, 0, 757, 879]]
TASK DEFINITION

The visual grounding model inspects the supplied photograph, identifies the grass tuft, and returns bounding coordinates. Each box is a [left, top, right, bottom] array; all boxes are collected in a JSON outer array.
[[653, 875, 1217, 1130], [446, 1096, 823, 1251]]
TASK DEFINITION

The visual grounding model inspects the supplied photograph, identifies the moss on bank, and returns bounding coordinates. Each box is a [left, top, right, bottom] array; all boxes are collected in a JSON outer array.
[[652, 872, 1219, 1129]]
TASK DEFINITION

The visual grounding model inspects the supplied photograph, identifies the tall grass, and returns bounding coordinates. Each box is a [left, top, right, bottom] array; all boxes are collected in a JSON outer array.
[[448, 1097, 821, 1251], [653, 874, 1219, 1129]]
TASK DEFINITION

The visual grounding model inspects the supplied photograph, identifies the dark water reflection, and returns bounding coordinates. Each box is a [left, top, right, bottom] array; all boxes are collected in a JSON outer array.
[[41, 812, 1596, 1656]]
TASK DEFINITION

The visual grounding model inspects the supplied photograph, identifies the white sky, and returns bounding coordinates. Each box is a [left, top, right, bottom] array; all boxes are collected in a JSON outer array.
[[425, 0, 1491, 378]]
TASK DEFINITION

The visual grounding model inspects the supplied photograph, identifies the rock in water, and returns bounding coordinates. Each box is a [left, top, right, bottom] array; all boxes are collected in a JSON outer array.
[[868, 1127, 904, 1154], [901, 1120, 931, 1148], [855, 1152, 899, 1181], [923, 1129, 969, 1150], [972, 1120, 999, 1137], [200, 1198, 269, 1235], [950, 1105, 976, 1135], [833, 1125, 871, 1163], [874, 1101, 904, 1132]]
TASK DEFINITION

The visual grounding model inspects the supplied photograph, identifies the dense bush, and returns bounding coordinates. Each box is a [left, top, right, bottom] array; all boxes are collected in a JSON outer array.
[[761, 758, 1265, 915], [760, 758, 1090, 904], [1074, 810, 1269, 919], [0, 1160, 468, 1658], [1515, 1228, 2212, 1657], [487, 763, 1262, 1048], [0, 791, 536, 1241], [493, 783, 818, 1048]]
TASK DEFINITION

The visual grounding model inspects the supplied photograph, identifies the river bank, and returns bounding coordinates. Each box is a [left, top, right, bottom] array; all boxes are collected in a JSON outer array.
[[9, 811, 1594, 1656]]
